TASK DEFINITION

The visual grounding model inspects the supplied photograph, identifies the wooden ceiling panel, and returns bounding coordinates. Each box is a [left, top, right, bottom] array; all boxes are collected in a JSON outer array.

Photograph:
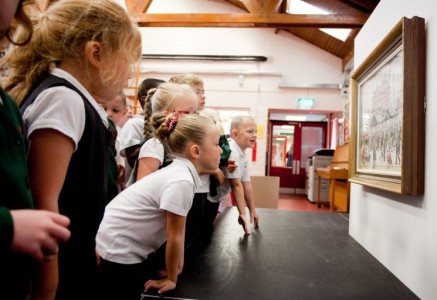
[[285, 28, 345, 56], [126, 0, 153, 14], [126, 0, 379, 66], [224, 0, 249, 12], [239, 0, 283, 13], [339, 0, 379, 13], [29, 0, 378, 67]]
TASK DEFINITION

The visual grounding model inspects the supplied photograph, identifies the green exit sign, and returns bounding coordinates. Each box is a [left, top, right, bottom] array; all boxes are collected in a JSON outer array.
[[297, 98, 314, 108]]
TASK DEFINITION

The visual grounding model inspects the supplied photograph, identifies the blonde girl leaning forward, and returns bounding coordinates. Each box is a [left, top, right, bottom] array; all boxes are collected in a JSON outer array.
[[2, 0, 141, 298], [97, 112, 222, 299]]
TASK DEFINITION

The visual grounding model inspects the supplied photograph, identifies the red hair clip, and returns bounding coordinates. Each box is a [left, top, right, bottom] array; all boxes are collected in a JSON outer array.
[[166, 111, 179, 133]]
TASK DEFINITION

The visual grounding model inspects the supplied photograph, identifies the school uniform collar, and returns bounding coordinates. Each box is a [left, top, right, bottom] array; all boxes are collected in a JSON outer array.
[[173, 157, 201, 191], [51, 68, 108, 128], [230, 138, 245, 156]]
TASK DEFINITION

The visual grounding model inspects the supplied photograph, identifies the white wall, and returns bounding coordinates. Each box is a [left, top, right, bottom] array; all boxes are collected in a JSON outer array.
[[351, 1, 437, 299], [117, 0, 345, 175]]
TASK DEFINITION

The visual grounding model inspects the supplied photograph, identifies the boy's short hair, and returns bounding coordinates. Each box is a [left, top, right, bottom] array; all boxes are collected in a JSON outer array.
[[231, 115, 256, 131]]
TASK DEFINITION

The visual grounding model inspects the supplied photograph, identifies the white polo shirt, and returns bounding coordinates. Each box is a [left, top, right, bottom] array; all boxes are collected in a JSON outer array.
[[118, 116, 145, 182], [96, 157, 200, 264], [197, 174, 211, 193], [22, 68, 108, 151], [138, 137, 165, 163], [118, 116, 144, 157]]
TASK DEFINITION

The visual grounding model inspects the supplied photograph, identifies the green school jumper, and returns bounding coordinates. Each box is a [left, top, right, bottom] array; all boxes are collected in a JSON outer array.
[[0, 88, 34, 299]]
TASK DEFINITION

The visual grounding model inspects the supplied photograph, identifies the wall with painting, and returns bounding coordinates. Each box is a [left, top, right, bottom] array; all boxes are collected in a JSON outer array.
[[350, 0, 437, 299]]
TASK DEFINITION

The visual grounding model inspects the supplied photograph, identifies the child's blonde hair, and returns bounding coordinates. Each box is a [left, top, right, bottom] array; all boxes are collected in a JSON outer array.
[[169, 73, 204, 87], [143, 82, 197, 140], [199, 108, 224, 135], [152, 112, 216, 157], [2, 0, 141, 105]]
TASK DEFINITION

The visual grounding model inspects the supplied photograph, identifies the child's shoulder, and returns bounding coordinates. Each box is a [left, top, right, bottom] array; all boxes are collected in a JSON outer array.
[[229, 139, 245, 153]]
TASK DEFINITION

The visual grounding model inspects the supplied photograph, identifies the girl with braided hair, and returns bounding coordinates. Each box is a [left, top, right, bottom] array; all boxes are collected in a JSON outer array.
[[133, 82, 198, 183], [96, 112, 222, 299]]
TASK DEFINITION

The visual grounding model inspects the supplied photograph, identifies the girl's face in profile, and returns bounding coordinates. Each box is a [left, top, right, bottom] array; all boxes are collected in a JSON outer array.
[[102, 95, 130, 127], [194, 84, 206, 111], [198, 124, 222, 171], [172, 93, 198, 115], [98, 49, 134, 101]]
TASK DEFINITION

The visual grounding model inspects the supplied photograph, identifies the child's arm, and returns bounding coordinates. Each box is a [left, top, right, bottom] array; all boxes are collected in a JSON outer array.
[[229, 178, 250, 235], [136, 157, 160, 181], [226, 159, 237, 173], [124, 145, 141, 169], [144, 211, 186, 295], [9, 210, 70, 260], [242, 181, 259, 229], [116, 164, 127, 191], [27, 129, 75, 299]]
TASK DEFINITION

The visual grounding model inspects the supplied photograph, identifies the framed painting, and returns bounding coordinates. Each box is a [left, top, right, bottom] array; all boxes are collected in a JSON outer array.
[[349, 16, 425, 195]]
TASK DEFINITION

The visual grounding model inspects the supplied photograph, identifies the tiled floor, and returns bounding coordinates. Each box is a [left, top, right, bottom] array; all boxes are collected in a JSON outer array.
[[278, 193, 331, 212]]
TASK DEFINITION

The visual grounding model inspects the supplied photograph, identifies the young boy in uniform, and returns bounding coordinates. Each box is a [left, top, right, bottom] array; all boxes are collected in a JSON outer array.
[[210, 115, 260, 235]]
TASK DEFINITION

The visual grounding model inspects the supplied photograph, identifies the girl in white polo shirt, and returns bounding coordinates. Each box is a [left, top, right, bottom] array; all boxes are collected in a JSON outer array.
[[96, 112, 222, 299]]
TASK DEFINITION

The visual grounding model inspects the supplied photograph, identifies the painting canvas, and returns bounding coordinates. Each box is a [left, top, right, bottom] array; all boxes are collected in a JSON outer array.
[[349, 16, 425, 195], [357, 46, 403, 176]]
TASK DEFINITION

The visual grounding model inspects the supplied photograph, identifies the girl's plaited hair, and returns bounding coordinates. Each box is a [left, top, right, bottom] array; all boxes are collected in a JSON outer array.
[[143, 82, 197, 140], [152, 112, 215, 157]]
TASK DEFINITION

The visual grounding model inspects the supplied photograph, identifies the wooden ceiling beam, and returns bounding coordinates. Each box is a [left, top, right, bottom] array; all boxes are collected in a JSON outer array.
[[134, 13, 367, 28], [125, 0, 154, 14], [278, 0, 288, 14]]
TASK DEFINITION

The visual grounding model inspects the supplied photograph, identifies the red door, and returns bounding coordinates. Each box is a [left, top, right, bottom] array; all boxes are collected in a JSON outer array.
[[268, 121, 327, 194]]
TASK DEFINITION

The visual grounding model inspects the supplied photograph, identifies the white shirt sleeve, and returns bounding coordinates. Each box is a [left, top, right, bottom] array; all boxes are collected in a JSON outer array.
[[225, 150, 242, 179], [22, 86, 85, 151], [118, 117, 145, 156], [138, 138, 165, 165], [160, 180, 194, 216]]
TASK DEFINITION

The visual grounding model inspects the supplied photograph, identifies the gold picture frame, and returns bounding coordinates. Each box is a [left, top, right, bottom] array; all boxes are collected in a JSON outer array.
[[349, 16, 425, 195]]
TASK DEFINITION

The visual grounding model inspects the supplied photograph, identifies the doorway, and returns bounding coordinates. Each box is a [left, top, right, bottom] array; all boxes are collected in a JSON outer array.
[[267, 120, 327, 194]]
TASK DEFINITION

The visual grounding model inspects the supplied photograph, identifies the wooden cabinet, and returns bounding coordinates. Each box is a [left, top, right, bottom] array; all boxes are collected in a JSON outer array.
[[315, 145, 349, 213]]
